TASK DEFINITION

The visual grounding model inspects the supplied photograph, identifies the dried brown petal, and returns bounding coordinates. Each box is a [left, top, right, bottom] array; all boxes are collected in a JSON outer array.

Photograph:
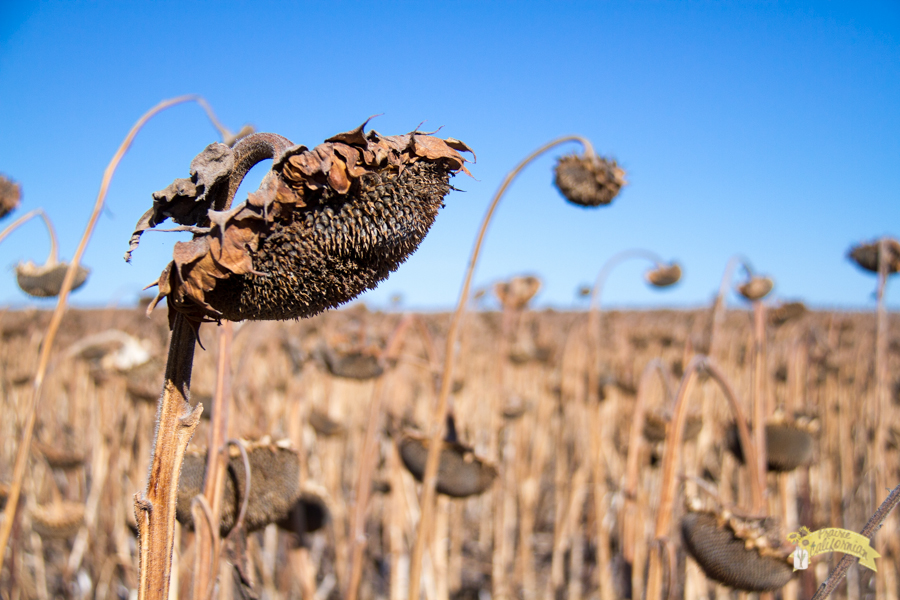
[[848, 238, 900, 274], [737, 276, 773, 301], [554, 153, 626, 207], [0, 174, 21, 220], [15, 261, 90, 298], [645, 262, 682, 287]]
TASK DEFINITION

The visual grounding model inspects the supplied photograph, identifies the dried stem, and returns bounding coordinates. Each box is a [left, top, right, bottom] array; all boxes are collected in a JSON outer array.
[[0, 208, 59, 264], [621, 359, 672, 563], [0, 94, 200, 571], [135, 313, 202, 600], [709, 255, 753, 358], [811, 483, 900, 600], [193, 320, 234, 600], [346, 314, 417, 600], [751, 301, 769, 515], [407, 135, 594, 600], [645, 356, 759, 600]]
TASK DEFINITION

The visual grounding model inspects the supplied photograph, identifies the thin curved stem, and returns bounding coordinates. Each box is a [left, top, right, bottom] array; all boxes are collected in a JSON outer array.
[[195, 97, 254, 148], [0, 94, 200, 574], [407, 134, 593, 600], [221, 132, 293, 212], [645, 356, 759, 600], [0, 208, 59, 265], [709, 254, 754, 358]]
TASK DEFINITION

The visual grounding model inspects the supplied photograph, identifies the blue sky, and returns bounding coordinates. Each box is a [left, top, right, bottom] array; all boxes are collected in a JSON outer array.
[[1, 1, 898, 312]]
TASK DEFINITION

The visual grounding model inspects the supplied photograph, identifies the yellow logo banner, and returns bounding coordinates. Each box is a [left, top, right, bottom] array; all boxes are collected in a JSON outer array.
[[788, 527, 880, 572]]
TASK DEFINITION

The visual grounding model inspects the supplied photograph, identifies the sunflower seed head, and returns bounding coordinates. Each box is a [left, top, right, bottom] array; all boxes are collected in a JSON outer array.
[[494, 275, 542, 310], [554, 153, 626, 207], [645, 262, 682, 288], [398, 432, 497, 498], [135, 123, 472, 324], [176, 438, 300, 535], [848, 238, 900, 274], [736, 276, 773, 301], [0, 175, 21, 220], [15, 261, 90, 298], [682, 510, 792, 592]]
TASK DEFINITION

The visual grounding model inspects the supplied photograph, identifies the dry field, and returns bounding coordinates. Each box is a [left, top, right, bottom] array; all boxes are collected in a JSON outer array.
[[0, 303, 897, 600]]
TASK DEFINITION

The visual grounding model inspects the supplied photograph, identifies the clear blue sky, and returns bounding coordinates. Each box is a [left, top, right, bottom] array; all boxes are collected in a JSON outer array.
[[1, 1, 898, 312]]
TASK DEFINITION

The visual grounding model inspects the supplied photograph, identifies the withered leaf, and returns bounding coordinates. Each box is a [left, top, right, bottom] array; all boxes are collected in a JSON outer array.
[[445, 138, 476, 163], [327, 155, 352, 194], [209, 221, 262, 275], [324, 116, 378, 146]]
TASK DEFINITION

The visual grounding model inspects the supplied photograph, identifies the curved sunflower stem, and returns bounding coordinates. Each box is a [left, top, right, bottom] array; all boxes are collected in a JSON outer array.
[[645, 356, 759, 600], [586, 248, 669, 404], [709, 255, 754, 358], [0, 94, 201, 574], [407, 135, 593, 600], [0, 208, 59, 265]]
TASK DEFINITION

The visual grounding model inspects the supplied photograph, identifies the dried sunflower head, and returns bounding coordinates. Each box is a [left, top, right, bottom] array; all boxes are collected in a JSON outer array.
[[398, 431, 497, 498], [31, 501, 86, 539], [493, 275, 542, 310], [0, 175, 21, 220], [15, 261, 90, 298], [725, 418, 815, 473], [848, 238, 900, 274], [681, 507, 793, 592], [645, 262, 682, 288], [768, 301, 807, 327], [176, 437, 300, 535], [736, 276, 773, 301], [127, 120, 473, 324], [554, 153, 626, 207]]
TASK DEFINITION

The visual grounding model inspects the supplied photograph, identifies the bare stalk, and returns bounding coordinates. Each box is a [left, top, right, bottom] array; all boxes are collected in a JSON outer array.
[[873, 237, 891, 599], [811, 483, 900, 600], [621, 359, 673, 564], [407, 135, 595, 600], [709, 255, 752, 358], [192, 320, 234, 600], [0, 95, 201, 571], [586, 248, 669, 403], [645, 356, 759, 600], [751, 301, 769, 515], [135, 313, 202, 600], [346, 314, 416, 600]]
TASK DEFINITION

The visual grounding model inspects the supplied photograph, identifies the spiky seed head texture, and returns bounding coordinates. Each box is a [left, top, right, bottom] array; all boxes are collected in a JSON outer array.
[[737, 276, 773, 301], [645, 263, 682, 288], [682, 511, 792, 592], [15, 262, 90, 298], [176, 438, 300, 535], [848, 238, 900, 274], [398, 433, 497, 498], [554, 153, 626, 207], [129, 123, 473, 324], [0, 175, 21, 220]]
